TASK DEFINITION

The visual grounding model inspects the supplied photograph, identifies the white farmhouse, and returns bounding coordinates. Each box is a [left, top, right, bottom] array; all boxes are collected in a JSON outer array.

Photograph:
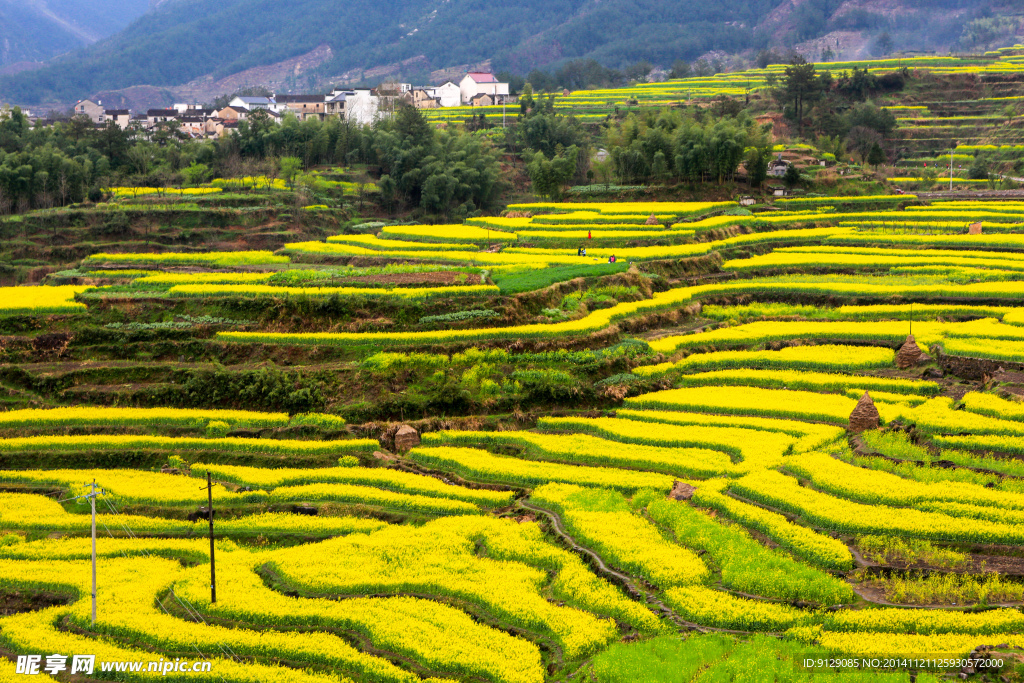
[[326, 88, 381, 126], [74, 99, 105, 123], [430, 81, 462, 108], [459, 73, 509, 105]]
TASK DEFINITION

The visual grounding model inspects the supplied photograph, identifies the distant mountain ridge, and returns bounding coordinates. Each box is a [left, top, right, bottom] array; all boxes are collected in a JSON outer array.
[[0, 0, 1020, 108]]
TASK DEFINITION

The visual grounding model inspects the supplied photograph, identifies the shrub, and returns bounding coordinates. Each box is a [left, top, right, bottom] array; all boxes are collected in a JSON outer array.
[[205, 421, 230, 438]]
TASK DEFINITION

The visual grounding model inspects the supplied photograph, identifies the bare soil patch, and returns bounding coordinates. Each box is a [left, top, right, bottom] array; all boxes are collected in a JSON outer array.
[[336, 271, 469, 287]]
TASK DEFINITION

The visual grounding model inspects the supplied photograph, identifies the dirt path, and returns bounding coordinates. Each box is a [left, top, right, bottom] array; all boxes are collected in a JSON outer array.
[[520, 499, 759, 635]]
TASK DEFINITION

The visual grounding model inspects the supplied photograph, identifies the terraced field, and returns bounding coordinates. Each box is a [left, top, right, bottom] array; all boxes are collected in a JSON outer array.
[[9, 193, 1024, 680], [421, 49, 1024, 171]]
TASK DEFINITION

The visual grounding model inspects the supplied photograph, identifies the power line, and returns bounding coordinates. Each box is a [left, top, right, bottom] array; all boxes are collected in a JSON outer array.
[[92, 487, 243, 673], [71, 479, 104, 625]]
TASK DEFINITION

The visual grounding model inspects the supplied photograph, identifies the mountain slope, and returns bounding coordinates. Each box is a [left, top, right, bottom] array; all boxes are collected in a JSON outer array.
[[0, 0, 785, 104], [0, 0, 1017, 106], [0, 0, 151, 67]]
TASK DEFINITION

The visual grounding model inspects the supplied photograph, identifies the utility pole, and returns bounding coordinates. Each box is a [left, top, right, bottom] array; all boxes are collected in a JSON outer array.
[[81, 479, 103, 624], [950, 144, 955, 192], [201, 472, 217, 603]]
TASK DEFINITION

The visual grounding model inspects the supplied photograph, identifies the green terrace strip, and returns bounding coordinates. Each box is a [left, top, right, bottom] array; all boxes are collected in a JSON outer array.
[[646, 497, 854, 605], [191, 463, 515, 507], [728, 469, 1024, 544], [590, 634, 734, 680], [0, 406, 291, 429], [622, 386, 896, 425], [0, 492, 386, 537], [0, 435, 377, 458], [668, 369, 940, 396], [532, 484, 709, 587], [325, 234, 479, 251], [933, 434, 1024, 455], [613, 410, 845, 452], [215, 286, 698, 346], [535, 416, 798, 471], [690, 480, 853, 569], [491, 262, 629, 294], [83, 251, 290, 267], [420, 430, 737, 479], [167, 284, 499, 298], [635, 344, 897, 376], [407, 446, 673, 493]]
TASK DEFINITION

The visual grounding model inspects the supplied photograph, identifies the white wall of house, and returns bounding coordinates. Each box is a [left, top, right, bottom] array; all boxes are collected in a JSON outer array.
[[75, 100, 104, 123], [345, 90, 380, 126], [433, 82, 462, 108], [459, 75, 509, 105]]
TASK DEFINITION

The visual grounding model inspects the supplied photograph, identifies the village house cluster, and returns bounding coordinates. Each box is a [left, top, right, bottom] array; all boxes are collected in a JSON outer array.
[[65, 72, 511, 139]]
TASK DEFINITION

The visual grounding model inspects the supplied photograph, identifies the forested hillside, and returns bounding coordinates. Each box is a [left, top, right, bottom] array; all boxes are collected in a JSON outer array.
[[0, 0, 788, 104], [0, 0, 1020, 106], [0, 0, 150, 68]]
